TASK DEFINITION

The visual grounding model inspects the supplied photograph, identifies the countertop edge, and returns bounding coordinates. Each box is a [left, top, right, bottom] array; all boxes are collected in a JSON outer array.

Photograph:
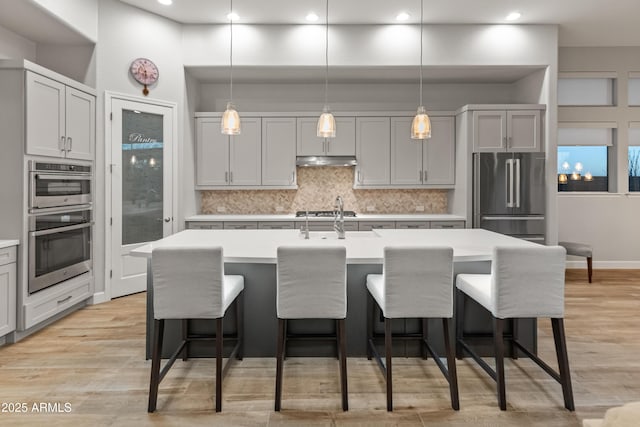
[[185, 214, 467, 222], [0, 240, 20, 249]]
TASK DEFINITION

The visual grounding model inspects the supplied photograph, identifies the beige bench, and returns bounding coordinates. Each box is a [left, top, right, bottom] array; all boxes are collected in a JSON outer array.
[[559, 241, 593, 283]]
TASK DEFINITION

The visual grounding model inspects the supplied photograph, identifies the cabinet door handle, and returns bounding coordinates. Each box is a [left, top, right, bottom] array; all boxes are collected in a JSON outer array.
[[67, 137, 72, 152], [419, 170, 422, 182], [225, 171, 229, 183], [230, 171, 233, 183], [325, 139, 330, 154], [291, 171, 295, 184], [423, 170, 427, 182], [508, 136, 512, 149], [504, 136, 508, 149], [357, 170, 362, 183], [60, 136, 66, 152], [57, 295, 73, 304]]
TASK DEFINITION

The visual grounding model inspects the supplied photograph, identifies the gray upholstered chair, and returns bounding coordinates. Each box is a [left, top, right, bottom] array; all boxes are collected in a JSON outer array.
[[275, 246, 348, 411], [559, 241, 593, 283], [456, 246, 574, 411], [148, 245, 244, 413], [366, 246, 459, 412]]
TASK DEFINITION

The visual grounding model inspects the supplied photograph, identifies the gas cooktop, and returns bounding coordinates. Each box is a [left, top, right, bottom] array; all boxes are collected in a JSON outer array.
[[295, 210, 356, 218]]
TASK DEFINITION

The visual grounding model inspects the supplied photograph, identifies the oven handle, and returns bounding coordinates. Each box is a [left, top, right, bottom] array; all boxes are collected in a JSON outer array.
[[30, 222, 93, 237], [35, 173, 92, 181]]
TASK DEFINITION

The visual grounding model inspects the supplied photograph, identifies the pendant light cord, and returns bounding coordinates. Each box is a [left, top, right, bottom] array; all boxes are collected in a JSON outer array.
[[324, 0, 329, 108], [229, 0, 234, 103], [419, 0, 423, 107]]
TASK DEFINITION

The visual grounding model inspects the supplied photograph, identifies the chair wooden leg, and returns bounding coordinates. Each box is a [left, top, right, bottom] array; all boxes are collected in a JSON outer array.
[[385, 317, 393, 412], [181, 319, 189, 361], [275, 318, 285, 411], [366, 293, 374, 360], [215, 318, 223, 412], [338, 318, 349, 411], [442, 318, 460, 410], [422, 318, 429, 360], [148, 319, 164, 413], [456, 289, 465, 360], [587, 257, 593, 283], [494, 317, 506, 411], [236, 292, 244, 360], [552, 318, 575, 411], [512, 318, 519, 360]]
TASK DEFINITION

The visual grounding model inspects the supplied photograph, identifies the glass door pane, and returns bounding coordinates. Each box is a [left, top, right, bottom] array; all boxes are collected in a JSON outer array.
[[121, 109, 164, 245]]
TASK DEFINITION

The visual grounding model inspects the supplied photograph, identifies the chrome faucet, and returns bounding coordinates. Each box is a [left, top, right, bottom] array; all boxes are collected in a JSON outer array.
[[334, 196, 345, 239], [301, 210, 310, 239]]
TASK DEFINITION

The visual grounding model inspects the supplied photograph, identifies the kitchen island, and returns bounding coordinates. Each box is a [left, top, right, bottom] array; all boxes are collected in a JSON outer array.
[[132, 228, 539, 358]]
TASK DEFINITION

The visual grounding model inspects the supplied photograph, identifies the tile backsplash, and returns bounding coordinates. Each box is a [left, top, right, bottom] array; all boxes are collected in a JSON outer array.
[[200, 167, 447, 214]]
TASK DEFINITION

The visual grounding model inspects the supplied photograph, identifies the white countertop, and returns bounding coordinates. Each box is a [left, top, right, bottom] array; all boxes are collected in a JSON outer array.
[[185, 214, 466, 222], [0, 240, 19, 249], [131, 228, 536, 264]]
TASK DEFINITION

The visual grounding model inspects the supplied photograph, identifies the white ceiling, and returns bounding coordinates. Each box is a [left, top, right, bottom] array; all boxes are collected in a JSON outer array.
[[120, 0, 640, 47]]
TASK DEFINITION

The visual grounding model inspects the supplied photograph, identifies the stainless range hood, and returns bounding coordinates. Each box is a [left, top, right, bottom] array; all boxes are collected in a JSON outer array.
[[296, 156, 357, 167]]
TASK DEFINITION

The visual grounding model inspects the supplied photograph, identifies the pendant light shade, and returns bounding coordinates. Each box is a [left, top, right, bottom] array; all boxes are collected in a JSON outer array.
[[411, 0, 431, 140], [317, 0, 336, 138], [221, 0, 241, 135], [222, 102, 241, 135], [411, 105, 431, 139], [317, 108, 336, 138]]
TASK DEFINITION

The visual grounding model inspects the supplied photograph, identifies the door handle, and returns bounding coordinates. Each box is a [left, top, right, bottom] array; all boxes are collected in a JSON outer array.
[[67, 137, 73, 152], [423, 170, 427, 182], [225, 171, 229, 183], [515, 158, 521, 208], [60, 136, 66, 152], [291, 171, 295, 184], [506, 159, 514, 208], [164, 217, 171, 223], [230, 171, 233, 183], [325, 139, 330, 154]]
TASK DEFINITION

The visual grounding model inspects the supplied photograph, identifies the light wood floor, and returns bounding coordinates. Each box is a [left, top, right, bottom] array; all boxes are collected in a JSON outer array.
[[0, 269, 639, 426]]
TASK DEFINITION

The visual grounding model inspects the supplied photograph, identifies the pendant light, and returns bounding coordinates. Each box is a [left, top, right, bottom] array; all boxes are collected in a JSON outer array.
[[317, 0, 336, 138], [411, 0, 431, 140], [221, 0, 241, 135]]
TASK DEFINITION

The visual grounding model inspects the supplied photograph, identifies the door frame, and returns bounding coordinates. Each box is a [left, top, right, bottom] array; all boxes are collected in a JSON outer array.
[[104, 91, 178, 301]]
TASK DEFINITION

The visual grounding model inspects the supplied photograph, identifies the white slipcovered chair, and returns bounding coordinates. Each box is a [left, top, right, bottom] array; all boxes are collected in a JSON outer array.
[[275, 246, 348, 411], [148, 245, 244, 413], [366, 246, 459, 412], [455, 245, 574, 411]]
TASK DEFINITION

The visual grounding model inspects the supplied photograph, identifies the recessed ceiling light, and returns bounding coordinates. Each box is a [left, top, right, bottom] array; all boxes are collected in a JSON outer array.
[[227, 12, 240, 21], [396, 12, 410, 21], [157, 0, 172, 5], [505, 12, 521, 21], [306, 12, 319, 22]]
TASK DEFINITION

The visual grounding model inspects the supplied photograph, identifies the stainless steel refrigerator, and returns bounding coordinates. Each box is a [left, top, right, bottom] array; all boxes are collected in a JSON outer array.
[[473, 152, 546, 243]]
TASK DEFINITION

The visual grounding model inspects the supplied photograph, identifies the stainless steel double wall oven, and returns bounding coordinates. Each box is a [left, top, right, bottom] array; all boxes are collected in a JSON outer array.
[[28, 161, 93, 294]]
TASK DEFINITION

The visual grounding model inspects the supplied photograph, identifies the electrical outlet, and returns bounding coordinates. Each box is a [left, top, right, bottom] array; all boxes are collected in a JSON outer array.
[[275, 206, 284, 212], [415, 205, 425, 212], [366, 205, 375, 212], [217, 206, 226, 213]]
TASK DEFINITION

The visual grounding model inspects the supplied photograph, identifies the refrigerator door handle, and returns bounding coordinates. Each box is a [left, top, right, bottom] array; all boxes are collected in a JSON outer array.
[[506, 159, 514, 208], [515, 158, 521, 208]]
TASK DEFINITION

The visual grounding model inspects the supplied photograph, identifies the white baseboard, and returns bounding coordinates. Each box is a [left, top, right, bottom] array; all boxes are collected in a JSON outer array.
[[90, 292, 110, 305], [566, 260, 640, 269]]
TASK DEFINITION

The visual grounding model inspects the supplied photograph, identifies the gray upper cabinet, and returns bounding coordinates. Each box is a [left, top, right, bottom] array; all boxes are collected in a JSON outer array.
[[196, 117, 261, 188], [262, 118, 296, 186], [355, 117, 390, 186], [26, 71, 95, 161], [390, 116, 455, 186], [472, 109, 540, 152], [297, 117, 356, 156]]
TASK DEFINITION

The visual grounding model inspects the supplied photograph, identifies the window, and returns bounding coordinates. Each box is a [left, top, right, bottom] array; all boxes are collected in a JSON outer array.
[[628, 74, 640, 106], [557, 127, 613, 192], [558, 76, 616, 106], [630, 127, 640, 192]]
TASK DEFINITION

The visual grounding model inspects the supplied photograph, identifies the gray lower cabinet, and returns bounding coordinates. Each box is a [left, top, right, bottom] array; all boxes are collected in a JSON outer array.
[[358, 221, 395, 231], [258, 221, 295, 229], [395, 221, 430, 229], [223, 221, 258, 230], [186, 221, 224, 230], [0, 246, 17, 337], [294, 221, 358, 232], [430, 221, 465, 229]]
